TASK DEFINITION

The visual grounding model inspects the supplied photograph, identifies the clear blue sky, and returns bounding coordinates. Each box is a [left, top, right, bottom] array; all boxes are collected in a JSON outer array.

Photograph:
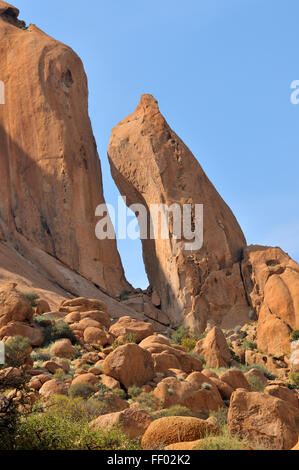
[[14, 0, 299, 288]]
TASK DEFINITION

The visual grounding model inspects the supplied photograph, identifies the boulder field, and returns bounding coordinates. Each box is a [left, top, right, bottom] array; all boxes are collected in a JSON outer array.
[[0, 284, 299, 450]]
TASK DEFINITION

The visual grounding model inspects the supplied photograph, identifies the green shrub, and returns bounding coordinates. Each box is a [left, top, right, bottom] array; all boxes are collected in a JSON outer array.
[[230, 349, 241, 363], [112, 388, 127, 399], [133, 392, 160, 412], [181, 336, 197, 352], [247, 376, 265, 392], [154, 405, 195, 419], [171, 326, 190, 345], [15, 405, 140, 450], [119, 290, 131, 302], [0, 375, 32, 450], [242, 340, 257, 351], [209, 408, 228, 427], [289, 372, 299, 388], [5, 336, 31, 367], [43, 321, 77, 345], [188, 351, 206, 365], [111, 332, 137, 350], [239, 364, 276, 380], [128, 385, 142, 398], [290, 330, 299, 341], [30, 350, 52, 362], [69, 382, 95, 399], [201, 382, 212, 390], [22, 292, 40, 307], [233, 325, 242, 333], [195, 432, 249, 450]]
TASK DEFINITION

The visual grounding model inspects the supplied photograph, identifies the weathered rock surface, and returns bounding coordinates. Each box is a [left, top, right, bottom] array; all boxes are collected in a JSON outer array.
[[153, 374, 225, 413], [90, 407, 153, 439], [139, 334, 202, 374], [50, 338, 75, 359], [0, 283, 44, 345], [0, 2, 129, 297], [141, 416, 219, 449], [102, 343, 155, 389], [242, 245, 299, 355], [219, 369, 251, 392], [195, 326, 231, 368], [228, 389, 299, 450], [39, 379, 69, 398], [109, 316, 154, 343], [108, 94, 249, 332]]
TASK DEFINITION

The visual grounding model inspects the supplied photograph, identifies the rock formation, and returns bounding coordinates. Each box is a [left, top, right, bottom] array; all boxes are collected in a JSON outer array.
[[242, 245, 299, 355], [0, 1, 128, 297], [108, 94, 250, 332], [1, 1, 299, 358]]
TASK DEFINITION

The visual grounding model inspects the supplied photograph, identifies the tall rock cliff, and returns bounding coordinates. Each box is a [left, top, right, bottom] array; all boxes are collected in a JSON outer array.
[[242, 245, 299, 355], [108, 94, 250, 331], [0, 2, 128, 296]]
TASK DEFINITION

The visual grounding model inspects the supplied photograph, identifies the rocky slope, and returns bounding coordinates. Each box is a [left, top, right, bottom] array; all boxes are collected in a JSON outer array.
[[0, 285, 298, 450]]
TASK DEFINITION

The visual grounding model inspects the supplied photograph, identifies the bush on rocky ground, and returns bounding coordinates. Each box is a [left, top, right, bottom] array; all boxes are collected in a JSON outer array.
[[4, 336, 31, 368]]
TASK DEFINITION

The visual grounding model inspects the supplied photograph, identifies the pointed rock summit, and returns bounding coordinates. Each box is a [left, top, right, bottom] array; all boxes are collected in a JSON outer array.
[[108, 94, 249, 331], [0, 1, 128, 296]]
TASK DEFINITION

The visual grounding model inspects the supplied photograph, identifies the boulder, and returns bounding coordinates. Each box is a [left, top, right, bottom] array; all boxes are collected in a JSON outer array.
[[241, 246, 299, 356], [152, 352, 181, 374], [195, 326, 231, 368], [0, 321, 44, 346], [83, 326, 109, 346], [102, 343, 155, 389], [265, 384, 298, 409], [165, 440, 202, 450], [244, 368, 268, 388], [35, 300, 51, 315], [50, 339, 75, 359], [141, 416, 219, 449], [154, 375, 224, 413], [80, 310, 110, 329], [100, 374, 120, 390], [109, 316, 154, 343], [59, 298, 108, 314], [0, 283, 33, 328], [39, 379, 69, 398], [209, 377, 234, 400], [71, 373, 99, 387], [90, 407, 153, 439], [228, 389, 299, 450], [140, 336, 202, 374], [219, 369, 251, 391], [29, 374, 51, 391]]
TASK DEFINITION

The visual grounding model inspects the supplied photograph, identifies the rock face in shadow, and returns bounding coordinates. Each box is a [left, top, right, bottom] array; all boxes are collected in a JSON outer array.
[[0, 2, 128, 296], [108, 94, 249, 331]]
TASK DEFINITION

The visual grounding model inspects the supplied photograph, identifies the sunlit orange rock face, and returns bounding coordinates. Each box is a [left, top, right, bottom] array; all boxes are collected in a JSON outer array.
[[108, 94, 249, 331], [242, 245, 299, 355], [0, 2, 129, 296]]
